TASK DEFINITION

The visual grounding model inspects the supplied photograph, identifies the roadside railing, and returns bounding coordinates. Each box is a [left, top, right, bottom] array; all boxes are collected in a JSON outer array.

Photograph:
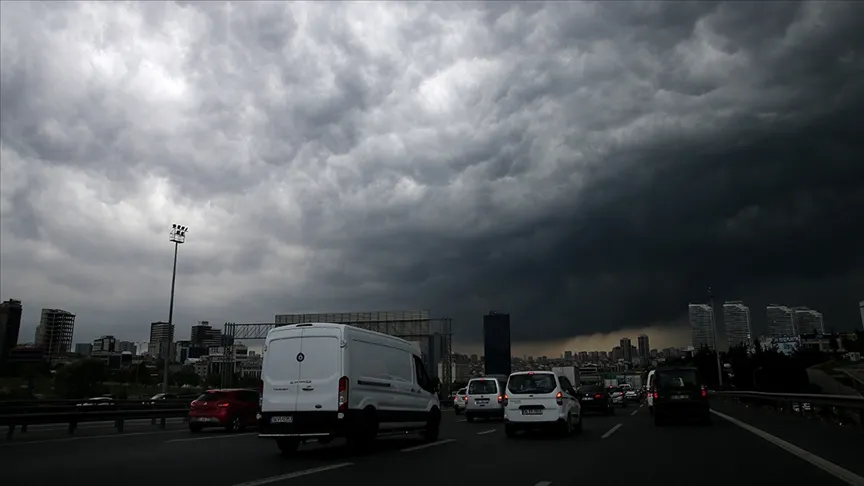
[[0, 398, 194, 439], [710, 390, 864, 427]]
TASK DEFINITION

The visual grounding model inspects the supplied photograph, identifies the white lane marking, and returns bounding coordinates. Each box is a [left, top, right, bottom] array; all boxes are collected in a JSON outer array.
[[630, 409, 639, 416], [400, 438, 456, 452], [166, 432, 255, 443], [0, 429, 183, 447], [476, 429, 496, 435], [232, 464, 354, 486], [534, 482, 552, 486], [458, 419, 466, 422], [601, 423, 623, 439], [640, 404, 644, 408], [711, 410, 864, 486]]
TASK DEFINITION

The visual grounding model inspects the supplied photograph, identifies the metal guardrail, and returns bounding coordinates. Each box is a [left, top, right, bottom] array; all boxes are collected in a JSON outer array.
[[0, 399, 194, 439], [711, 390, 864, 426]]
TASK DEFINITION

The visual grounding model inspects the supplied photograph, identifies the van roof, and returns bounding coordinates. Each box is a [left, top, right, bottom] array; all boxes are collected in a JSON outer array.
[[266, 322, 419, 349], [509, 370, 554, 376]]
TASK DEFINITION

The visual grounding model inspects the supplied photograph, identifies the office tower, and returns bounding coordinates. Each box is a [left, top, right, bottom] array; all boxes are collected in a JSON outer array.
[[766, 305, 797, 337], [92, 335, 117, 353], [0, 299, 23, 363], [35, 308, 76, 361], [619, 337, 632, 362], [689, 304, 716, 350], [483, 311, 511, 376], [793, 307, 825, 335], [149, 321, 175, 361], [637, 334, 649, 360], [723, 301, 752, 348]]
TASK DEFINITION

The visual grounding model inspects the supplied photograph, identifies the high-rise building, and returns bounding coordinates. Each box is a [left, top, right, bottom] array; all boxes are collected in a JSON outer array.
[[0, 299, 23, 363], [74, 343, 92, 356], [483, 311, 511, 376], [149, 321, 175, 361], [723, 301, 752, 348], [191, 321, 222, 348], [688, 304, 716, 350], [766, 305, 797, 337], [793, 308, 824, 335], [35, 308, 76, 362], [619, 337, 632, 362], [637, 334, 649, 360], [92, 335, 117, 353], [563, 350, 572, 361]]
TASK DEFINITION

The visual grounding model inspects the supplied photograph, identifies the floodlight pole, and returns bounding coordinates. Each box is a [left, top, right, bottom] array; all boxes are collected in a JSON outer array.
[[709, 286, 723, 387], [162, 224, 188, 394]]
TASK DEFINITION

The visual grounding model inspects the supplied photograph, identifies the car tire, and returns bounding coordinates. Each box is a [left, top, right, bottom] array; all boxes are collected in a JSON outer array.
[[189, 423, 203, 433], [454, 407, 462, 415], [504, 424, 516, 438], [347, 407, 378, 452], [574, 413, 583, 434], [277, 438, 300, 455], [466, 413, 475, 423], [421, 408, 441, 442]]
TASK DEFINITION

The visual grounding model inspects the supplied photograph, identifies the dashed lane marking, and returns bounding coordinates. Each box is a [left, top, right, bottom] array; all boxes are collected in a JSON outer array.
[[458, 419, 466, 422], [166, 432, 256, 443], [476, 429, 496, 435], [601, 423, 623, 439], [232, 463, 354, 486], [711, 410, 864, 486], [400, 438, 456, 452], [630, 409, 639, 416]]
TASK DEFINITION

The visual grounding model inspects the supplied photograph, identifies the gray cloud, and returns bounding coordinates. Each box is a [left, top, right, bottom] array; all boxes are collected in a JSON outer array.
[[1, 1, 862, 347]]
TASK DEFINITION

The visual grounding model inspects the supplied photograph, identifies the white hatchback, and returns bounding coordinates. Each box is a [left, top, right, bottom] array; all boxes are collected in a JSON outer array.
[[503, 371, 582, 437]]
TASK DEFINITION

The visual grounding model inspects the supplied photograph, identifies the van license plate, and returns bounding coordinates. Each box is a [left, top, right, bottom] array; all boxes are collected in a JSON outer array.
[[270, 416, 293, 424], [521, 409, 543, 415]]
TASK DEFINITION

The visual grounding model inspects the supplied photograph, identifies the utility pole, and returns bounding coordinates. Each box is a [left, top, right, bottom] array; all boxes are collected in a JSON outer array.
[[162, 224, 188, 394], [708, 286, 723, 387]]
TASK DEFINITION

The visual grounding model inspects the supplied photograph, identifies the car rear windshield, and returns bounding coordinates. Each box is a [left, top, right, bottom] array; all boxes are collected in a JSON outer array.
[[581, 385, 603, 393], [468, 380, 499, 394], [196, 392, 228, 402], [508, 374, 557, 395], [657, 369, 699, 388], [457, 388, 467, 395]]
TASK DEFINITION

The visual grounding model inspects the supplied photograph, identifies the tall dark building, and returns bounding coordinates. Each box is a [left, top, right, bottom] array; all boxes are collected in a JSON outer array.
[[483, 311, 511, 376], [0, 299, 23, 363]]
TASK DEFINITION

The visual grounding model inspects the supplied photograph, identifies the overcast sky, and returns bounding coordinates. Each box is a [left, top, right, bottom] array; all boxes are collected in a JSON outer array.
[[1, 1, 862, 355]]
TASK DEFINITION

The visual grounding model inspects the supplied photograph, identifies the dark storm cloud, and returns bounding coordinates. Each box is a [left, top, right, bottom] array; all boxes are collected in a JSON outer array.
[[1, 1, 862, 345]]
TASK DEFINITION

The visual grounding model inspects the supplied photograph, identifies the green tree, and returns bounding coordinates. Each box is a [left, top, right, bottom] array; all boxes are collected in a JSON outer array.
[[55, 359, 108, 398]]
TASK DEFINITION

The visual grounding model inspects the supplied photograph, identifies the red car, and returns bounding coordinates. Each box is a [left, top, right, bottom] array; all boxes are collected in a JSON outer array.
[[188, 388, 260, 433]]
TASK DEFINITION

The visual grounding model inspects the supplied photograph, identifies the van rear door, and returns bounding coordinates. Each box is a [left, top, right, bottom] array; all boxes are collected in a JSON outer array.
[[262, 332, 303, 413], [294, 327, 342, 413]]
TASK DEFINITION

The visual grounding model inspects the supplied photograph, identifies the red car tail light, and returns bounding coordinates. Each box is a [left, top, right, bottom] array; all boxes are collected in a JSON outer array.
[[556, 391, 563, 406], [338, 376, 349, 412]]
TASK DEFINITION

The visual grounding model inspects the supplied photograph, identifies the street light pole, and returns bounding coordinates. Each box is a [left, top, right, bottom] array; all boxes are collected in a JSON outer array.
[[162, 224, 188, 394], [708, 286, 723, 387]]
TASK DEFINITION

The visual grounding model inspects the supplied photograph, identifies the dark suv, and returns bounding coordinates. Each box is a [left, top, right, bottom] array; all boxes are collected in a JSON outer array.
[[650, 367, 710, 426], [188, 389, 260, 433]]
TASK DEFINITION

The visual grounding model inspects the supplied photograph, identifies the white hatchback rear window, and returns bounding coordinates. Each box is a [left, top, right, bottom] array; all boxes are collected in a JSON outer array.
[[508, 374, 557, 394]]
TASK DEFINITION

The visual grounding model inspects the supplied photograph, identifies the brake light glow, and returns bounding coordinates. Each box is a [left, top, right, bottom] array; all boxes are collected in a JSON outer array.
[[338, 376, 349, 412], [701, 389, 708, 398], [594, 394, 604, 399], [556, 391, 563, 406], [463, 396, 468, 401], [216, 402, 230, 408], [501, 394, 509, 406], [653, 392, 658, 399]]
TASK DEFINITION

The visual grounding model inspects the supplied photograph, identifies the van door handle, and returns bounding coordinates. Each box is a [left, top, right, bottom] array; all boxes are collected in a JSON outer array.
[[301, 386, 314, 391]]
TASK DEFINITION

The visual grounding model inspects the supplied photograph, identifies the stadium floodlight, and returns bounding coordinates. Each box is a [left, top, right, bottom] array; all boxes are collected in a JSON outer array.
[[163, 223, 190, 393]]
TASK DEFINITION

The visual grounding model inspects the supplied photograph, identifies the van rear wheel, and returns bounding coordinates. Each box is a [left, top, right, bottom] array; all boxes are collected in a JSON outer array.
[[347, 408, 378, 451], [421, 408, 441, 442]]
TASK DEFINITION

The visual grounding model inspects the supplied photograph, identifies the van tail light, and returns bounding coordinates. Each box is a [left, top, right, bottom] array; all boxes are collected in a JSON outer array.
[[653, 392, 659, 399], [501, 394, 508, 407], [338, 376, 349, 412], [216, 401, 230, 408], [497, 395, 503, 403], [462, 396, 468, 401], [556, 391, 563, 406], [700, 388, 708, 398]]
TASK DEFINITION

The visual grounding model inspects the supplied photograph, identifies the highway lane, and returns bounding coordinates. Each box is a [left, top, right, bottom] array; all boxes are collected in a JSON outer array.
[[1, 405, 861, 486]]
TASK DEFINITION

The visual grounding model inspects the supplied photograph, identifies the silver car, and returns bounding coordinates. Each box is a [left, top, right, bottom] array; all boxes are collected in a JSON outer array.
[[452, 388, 467, 414]]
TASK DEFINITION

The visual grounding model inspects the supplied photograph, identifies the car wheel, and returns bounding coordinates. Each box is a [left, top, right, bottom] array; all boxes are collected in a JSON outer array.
[[421, 408, 441, 442], [466, 413, 475, 423], [277, 438, 300, 455], [188, 423, 203, 433], [454, 407, 462, 415], [504, 424, 516, 438], [226, 417, 243, 433], [347, 407, 378, 452], [574, 413, 583, 433]]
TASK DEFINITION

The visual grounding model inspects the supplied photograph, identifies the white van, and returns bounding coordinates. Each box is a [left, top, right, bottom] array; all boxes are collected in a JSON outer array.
[[503, 371, 582, 437], [464, 376, 508, 422], [646, 369, 657, 414], [258, 323, 441, 454]]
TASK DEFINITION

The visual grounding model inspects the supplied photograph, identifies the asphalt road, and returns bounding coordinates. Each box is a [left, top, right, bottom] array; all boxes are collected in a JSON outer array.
[[2, 401, 862, 486]]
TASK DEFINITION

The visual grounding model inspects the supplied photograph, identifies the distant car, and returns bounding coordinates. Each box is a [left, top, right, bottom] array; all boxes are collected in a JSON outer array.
[[503, 371, 582, 438], [651, 366, 710, 426], [646, 370, 657, 414], [142, 393, 178, 405], [577, 384, 614, 415], [189, 389, 260, 432], [609, 388, 626, 407], [76, 396, 114, 407], [453, 388, 467, 414], [624, 389, 640, 402]]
